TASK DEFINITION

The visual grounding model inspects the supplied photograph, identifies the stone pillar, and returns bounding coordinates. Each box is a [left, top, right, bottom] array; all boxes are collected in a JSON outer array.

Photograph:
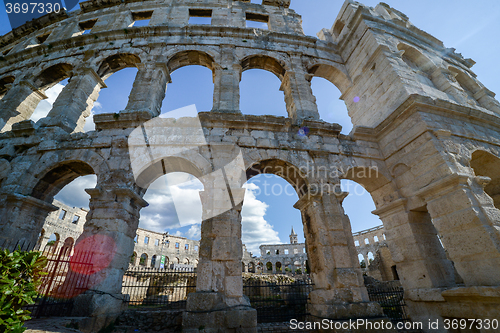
[[123, 63, 170, 117], [294, 191, 387, 324], [183, 199, 257, 332], [212, 45, 241, 113], [38, 69, 106, 133], [71, 185, 148, 329], [0, 81, 47, 132], [0, 193, 58, 249], [372, 199, 455, 290], [418, 174, 500, 286], [280, 55, 320, 123]]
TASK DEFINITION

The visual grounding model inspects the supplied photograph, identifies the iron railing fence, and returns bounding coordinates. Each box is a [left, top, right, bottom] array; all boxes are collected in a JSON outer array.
[[243, 276, 314, 323], [0, 238, 36, 252], [19, 243, 94, 318], [122, 266, 197, 310], [366, 281, 410, 325]]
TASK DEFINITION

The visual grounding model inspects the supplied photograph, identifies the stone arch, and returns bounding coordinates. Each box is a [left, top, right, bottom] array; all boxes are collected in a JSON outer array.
[[97, 53, 142, 79], [448, 66, 481, 96], [139, 253, 148, 266], [241, 54, 286, 80], [0, 75, 15, 96], [167, 50, 217, 73], [246, 158, 310, 197], [266, 261, 272, 271], [130, 252, 137, 265], [397, 43, 435, 74], [470, 149, 500, 209], [275, 261, 282, 272], [151, 254, 157, 267], [30, 160, 96, 201], [63, 237, 75, 248], [307, 61, 352, 94], [33, 63, 73, 90], [342, 165, 396, 208]]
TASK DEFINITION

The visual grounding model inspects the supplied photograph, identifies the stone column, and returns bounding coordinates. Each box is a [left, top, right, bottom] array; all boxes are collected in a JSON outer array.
[[372, 199, 455, 290], [71, 185, 147, 329], [38, 69, 106, 133], [418, 174, 500, 286], [294, 191, 387, 323], [212, 45, 241, 113], [280, 55, 320, 123], [0, 193, 58, 249], [183, 198, 257, 332], [123, 63, 170, 117], [0, 81, 47, 132]]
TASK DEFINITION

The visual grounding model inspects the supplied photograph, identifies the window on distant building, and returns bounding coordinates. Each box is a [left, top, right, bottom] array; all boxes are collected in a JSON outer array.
[[72, 215, 80, 224], [59, 210, 67, 220], [284, 249, 289, 254], [194, 245, 199, 251], [185, 244, 189, 250], [155, 239, 160, 246], [175, 242, 179, 249], [144, 236, 149, 245]]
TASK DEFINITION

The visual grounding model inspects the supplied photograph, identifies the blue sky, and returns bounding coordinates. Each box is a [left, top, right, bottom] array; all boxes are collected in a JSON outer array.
[[1, 1, 499, 255]]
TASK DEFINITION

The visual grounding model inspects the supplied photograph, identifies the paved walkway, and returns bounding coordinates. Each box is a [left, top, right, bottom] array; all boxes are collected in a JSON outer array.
[[24, 318, 83, 333]]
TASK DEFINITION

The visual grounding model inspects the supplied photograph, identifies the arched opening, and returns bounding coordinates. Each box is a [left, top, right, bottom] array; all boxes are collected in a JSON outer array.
[[266, 262, 272, 272], [130, 252, 137, 265], [63, 237, 74, 248], [19, 161, 97, 249], [340, 179, 383, 234], [30, 78, 69, 123], [397, 43, 438, 92], [80, 53, 142, 131], [248, 262, 255, 273], [161, 50, 214, 115], [358, 253, 365, 268], [160, 65, 213, 116], [470, 150, 500, 209], [0, 75, 15, 97], [276, 261, 282, 272], [151, 254, 157, 268], [139, 253, 148, 266], [47, 233, 60, 246], [240, 55, 287, 117], [33, 63, 73, 90], [367, 252, 374, 264], [308, 64, 352, 134]]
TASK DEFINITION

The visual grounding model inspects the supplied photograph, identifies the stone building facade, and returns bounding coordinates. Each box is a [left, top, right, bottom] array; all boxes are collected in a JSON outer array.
[[37, 199, 87, 249], [353, 225, 398, 281], [1, 0, 500, 331], [258, 228, 307, 273]]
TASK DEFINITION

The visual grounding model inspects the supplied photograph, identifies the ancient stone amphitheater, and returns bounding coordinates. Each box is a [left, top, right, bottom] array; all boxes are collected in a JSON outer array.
[[1, 0, 499, 331]]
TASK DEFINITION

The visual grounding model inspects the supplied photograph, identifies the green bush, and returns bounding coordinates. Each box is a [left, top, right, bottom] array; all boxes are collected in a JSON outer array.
[[0, 248, 48, 333]]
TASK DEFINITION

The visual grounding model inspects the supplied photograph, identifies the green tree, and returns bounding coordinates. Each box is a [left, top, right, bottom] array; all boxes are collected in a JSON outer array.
[[0, 248, 48, 333]]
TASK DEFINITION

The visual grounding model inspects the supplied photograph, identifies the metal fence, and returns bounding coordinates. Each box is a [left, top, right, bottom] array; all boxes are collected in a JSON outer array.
[[0, 241, 95, 318], [366, 282, 410, 325], [244, 276, 314, 323], [122, 266, 197, 310]]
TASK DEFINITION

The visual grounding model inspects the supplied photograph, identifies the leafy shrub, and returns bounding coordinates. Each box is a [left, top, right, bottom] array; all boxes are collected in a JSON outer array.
[[0, 248, 48, 333]]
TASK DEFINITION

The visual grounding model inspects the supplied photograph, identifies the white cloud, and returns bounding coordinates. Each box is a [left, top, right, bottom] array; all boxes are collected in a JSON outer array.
[[30, 83, 65, 122], [138, 173, 203, 233], [185, 225, 201, 239], [53, 175, 97, 209], [241, 183, 281, 254]]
